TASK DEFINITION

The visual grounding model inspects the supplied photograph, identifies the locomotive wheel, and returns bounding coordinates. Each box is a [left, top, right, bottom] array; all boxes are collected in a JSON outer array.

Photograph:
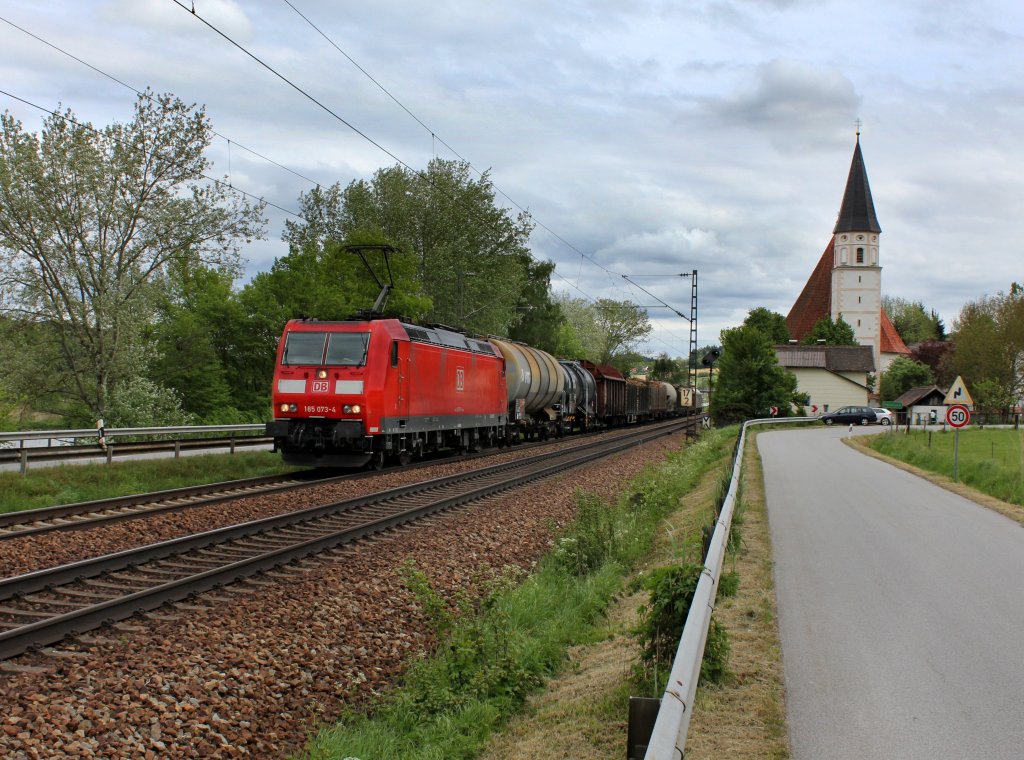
[[397, 451, 412, 466], [370, 451, 385, 471]]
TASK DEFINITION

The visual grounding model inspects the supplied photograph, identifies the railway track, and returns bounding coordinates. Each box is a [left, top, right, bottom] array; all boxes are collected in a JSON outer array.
[[0, 417, 689, 660], [0, 471, 330, 540], [0, 419, 695, 541]]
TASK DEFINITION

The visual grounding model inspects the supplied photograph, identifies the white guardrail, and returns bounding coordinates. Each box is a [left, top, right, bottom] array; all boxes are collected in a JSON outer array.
[[643, 416, 817, 760]]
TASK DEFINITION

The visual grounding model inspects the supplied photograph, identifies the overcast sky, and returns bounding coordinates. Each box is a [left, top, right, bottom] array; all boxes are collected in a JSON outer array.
[[2, 0, 1022, 357]]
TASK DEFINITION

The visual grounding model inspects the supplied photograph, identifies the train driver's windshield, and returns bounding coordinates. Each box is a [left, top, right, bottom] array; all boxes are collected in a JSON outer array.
[[282, 331, 370, 366]]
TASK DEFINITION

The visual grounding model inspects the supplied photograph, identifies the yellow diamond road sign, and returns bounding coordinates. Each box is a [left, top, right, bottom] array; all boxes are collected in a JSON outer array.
[[943, 376, 974, 406]]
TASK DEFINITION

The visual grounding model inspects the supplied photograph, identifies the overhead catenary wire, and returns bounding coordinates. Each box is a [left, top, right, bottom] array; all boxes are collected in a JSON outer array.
[[276, 2, 700, 358], [0, 14, 324, 192], [0, 88, 298, 219], [277, 0, 633, 294], [3, 6, 694, 357], [167, 0, 667, 338]]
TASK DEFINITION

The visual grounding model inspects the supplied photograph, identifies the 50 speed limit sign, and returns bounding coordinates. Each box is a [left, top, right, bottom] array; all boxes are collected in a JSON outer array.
[[946, 404, 971, 428]]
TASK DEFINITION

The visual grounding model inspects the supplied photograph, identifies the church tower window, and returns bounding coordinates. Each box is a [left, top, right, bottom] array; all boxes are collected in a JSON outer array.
[[856, 247, 864, 263]]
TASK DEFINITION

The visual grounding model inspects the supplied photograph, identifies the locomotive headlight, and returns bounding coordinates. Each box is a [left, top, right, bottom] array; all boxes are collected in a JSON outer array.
[[342, 404, 362, 414], [352, 404, 361, 413], [317, 369, 328, 379], [289, 404, 298, 412], [279, 403, 289, 412]]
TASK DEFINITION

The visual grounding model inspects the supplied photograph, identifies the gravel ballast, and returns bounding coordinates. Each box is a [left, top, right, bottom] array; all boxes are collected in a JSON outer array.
[[0, 434, 682, 758]]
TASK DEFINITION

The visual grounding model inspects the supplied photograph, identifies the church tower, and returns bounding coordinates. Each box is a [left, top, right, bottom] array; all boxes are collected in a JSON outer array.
[[831, 133, 883, 370], [786, 135, 910, 374]]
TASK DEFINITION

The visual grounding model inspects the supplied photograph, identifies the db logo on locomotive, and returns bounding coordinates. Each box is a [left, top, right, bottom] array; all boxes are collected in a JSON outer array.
[[311, 380, 329, 393], [455, 367, 465, 392]]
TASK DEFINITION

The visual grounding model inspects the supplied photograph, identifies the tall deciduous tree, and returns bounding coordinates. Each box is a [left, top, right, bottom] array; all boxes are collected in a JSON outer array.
[[0, 92, 265, 420], [882, 295, 944, 344], [879, 356, 935, 400], [943, 285, 1024, 415], [711, 324, 799, 423], [282, 158, 534, 337], [594, 299, 652, 364], [506, 257, 569, 355], [801, 314, 857, 345], [744, 307, 790, 343]]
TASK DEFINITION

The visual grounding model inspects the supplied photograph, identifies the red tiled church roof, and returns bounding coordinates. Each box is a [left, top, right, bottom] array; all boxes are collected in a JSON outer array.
[[785, 239, 911, 356], [880, 309, 910, 354], [786, 240, 833, 341]]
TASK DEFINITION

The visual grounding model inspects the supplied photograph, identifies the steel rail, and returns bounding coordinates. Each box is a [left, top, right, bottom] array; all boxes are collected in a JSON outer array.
[[0, 473, 313, 538], [0, 422, 636, 539], [0, 418, 692, 660]]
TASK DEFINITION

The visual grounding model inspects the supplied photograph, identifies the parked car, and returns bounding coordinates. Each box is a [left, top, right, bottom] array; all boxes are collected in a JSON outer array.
[[872, 408, 894, 426], [819, 405, 877, 426]]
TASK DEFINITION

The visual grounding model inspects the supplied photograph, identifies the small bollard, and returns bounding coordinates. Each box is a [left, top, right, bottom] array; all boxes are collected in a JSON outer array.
[[106, 445, 113, 465], [175, 441, 181, 459], [20, 448, 28, 477]]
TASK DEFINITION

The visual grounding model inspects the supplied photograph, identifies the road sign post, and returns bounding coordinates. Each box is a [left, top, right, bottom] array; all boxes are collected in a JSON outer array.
[[945, 404, 971, 481]]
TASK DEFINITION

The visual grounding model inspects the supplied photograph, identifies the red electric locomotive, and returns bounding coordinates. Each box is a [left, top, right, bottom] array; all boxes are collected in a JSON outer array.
[[266, 318, 508, 468]]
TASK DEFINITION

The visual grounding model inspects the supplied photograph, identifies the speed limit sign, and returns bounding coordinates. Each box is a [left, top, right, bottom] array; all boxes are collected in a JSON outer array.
[[946, 404, 971, 428]]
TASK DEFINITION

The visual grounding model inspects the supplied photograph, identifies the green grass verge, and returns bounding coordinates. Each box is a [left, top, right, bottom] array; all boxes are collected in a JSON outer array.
[[298, 426, 739, 760], [868, 427, 1024, 506], [0, 452, 301, 514]]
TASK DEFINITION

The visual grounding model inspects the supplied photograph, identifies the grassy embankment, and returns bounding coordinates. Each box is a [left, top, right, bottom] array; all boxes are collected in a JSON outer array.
[[0, 452, 299, 514], [861, 427, 1024, 515], [299, 426, 790, 760]]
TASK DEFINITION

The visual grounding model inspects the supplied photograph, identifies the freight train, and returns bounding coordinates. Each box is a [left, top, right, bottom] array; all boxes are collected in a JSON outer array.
[[265, 317, 703, 468]]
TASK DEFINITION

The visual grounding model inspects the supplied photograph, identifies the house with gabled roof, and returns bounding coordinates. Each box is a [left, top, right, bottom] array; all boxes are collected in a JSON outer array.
[[775, 343, 875, 413], [785, 135, 912, 376]]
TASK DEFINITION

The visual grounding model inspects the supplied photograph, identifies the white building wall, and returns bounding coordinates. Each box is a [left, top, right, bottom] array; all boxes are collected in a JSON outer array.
[[791, 368, 870, 413]]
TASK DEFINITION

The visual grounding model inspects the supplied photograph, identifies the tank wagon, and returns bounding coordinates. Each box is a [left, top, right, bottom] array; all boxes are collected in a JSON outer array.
[[267, 318, 704, 468]]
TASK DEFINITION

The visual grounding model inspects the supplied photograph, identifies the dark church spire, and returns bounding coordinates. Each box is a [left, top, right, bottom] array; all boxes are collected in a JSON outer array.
[[833, 135, 881, 234]]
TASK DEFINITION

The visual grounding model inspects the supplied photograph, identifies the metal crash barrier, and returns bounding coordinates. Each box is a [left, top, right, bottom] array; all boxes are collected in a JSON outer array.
[[0, 424, 268, 475], [640, 416, 816, 760]]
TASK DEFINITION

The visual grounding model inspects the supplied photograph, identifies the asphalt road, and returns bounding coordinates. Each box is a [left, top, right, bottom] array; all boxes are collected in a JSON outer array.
[[759, 426, 1024, 759]]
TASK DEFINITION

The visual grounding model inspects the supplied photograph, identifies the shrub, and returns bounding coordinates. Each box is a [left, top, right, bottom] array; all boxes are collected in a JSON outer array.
[[634, 563, 730, 688]]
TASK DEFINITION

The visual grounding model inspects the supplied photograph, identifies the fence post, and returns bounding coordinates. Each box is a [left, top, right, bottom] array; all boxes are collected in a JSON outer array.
[[230, 435, 236, 455], [106, 446, 113, 465], [175, 441, 181, 459], [19, 448, 28, 477]]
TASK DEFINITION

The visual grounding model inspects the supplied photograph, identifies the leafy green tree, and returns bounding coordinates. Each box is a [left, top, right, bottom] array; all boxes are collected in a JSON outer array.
[[0, 91, 265, 420], [943, 285, 1024, 413], [282, 158, 533, 337], [149, 267, 234, 420], [554, 295, 603, 360], [972, 378, 1015, 422], [506, 257, 569, 354], [105, 376, 193, 428], [744, 307, 790, 343], [711, 324, 799, 424], [801, 314, 857, 346], [594, 299, 651, 364], [879, 356, 935, 400], [882, 296, 943, 344], [650, 353, 687, 384]]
